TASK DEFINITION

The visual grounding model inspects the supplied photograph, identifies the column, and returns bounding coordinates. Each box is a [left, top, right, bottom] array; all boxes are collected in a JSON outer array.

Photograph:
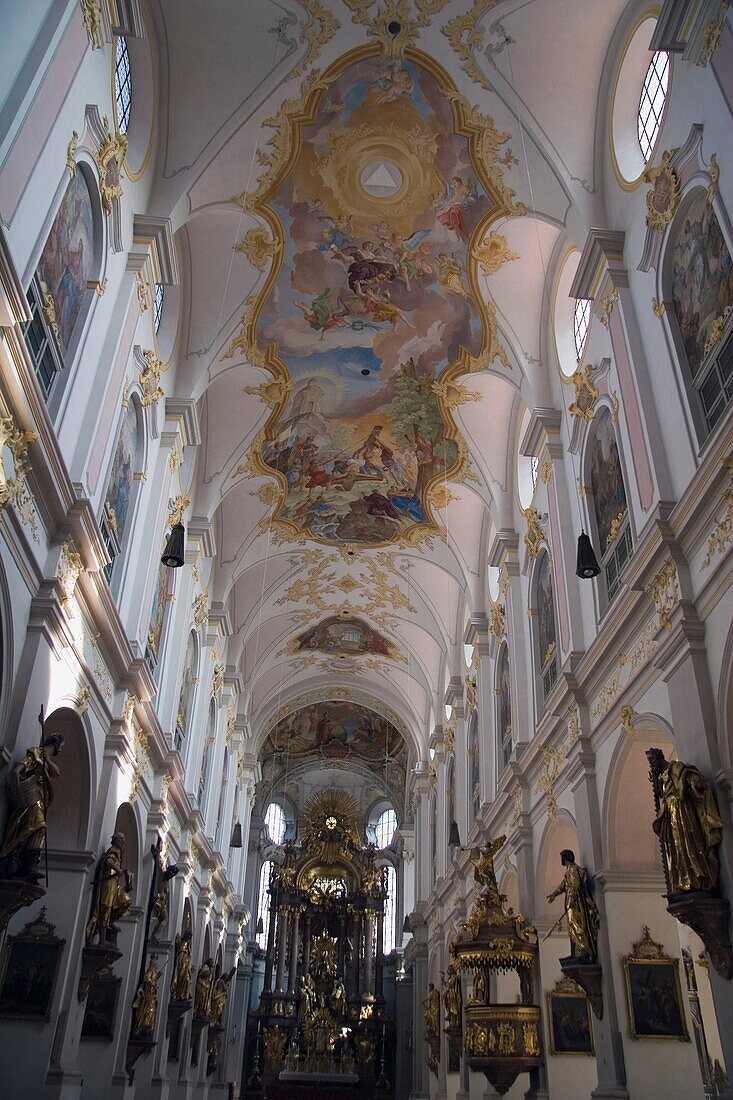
[[364, 910, 374, 995], [274, 905, 289, 993], [376, 909, 385, 998], [409, 914, 429, 1099], [262, 885, 277, 993], [302, 911, 312, 978], [351, 910, 362, 997], [288, 908, 300, 993]]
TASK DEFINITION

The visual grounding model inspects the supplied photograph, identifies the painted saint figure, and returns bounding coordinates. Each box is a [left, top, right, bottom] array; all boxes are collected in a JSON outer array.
[[433, 176, 478, 240], [646, 748, 724, 894], [546, 850, 600, 960]]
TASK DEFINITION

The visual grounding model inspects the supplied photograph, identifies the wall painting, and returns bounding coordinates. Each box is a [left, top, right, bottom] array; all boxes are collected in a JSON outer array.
[[590, 408, 627, 559], [103, 401, 138, 545], [536, 551, 556, 670], [290, 614, 399, 659], [37, 169, 95, 355]]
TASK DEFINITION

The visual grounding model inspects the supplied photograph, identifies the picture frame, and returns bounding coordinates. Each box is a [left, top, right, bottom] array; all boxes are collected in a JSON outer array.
[[623, 926, 690, 1042], [81, 972, 121, 1040], [0, 907, 65, 1021], [546, 976, 594, 1055]]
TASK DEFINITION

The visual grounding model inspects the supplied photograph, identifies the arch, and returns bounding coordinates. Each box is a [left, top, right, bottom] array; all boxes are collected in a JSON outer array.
[[182, 895, 194, 936], [498, 868, 520, 915], [662, 186, 733, 435], [175, 631, 199, 756], [100, 393, 144, 585], [255, 858, 274, 949], [603, 716, 675, 872], [536, 813, 579, 921], [382, 863, 397, 954], [495, 642, 513, 773], [44, 707, 92, 851], [583, 404, 632, 605], [532, 549, 558, 704], [113, 801, 140, 904], [553, 246, 584, 377], [610, 10, 667, 189], [114, 16, 156, 182]]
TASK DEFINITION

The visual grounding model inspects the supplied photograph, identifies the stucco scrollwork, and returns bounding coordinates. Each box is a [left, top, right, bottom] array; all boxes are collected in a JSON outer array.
[[643, 149, 681, 231], [648, 559, 680, 631], [94, 117, 127, 214], [0, 414, 39, 541]]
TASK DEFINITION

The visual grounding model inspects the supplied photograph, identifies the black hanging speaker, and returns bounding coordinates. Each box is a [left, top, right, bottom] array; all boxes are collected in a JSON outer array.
[[256, 916, 264, 935], [576, 531, 601, 579], [161, 522, 185, 568], [448, 820, 461, 848], [230, 821, 243, 848]]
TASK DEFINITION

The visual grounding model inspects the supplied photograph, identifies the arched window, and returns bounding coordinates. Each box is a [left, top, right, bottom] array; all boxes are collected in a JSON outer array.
[[24, 167, 96, 396], [536, 551, 558, 700], [468, 714, 480, 821], [382, 864, 397, 953], [264, 801, 286, 846], [114, 36, 133, 135], [153, 283, 164, 333], [669, 191, 733, 433], [100, 398, 141, 582], [175, 632, 197, 754], [497, 644, 513, 771], [589, 407, 631, 603], [256, 860, 273, 949], [375, 807, 397, 849], [637, 52, 670, 162], [573, 298, 592, 360]]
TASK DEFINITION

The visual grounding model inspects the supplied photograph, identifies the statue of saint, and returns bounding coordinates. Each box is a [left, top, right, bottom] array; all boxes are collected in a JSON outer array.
[[0, 734, 64, 881], [423, 982, 440, 1038], [209, 968, 235, 1026], [300, 972, 317, 1020], [170, 932, 193, 1002], [194, 958, 214, 1018], [647, 748, 724, 894], [443, 964, 462, 1027], [470, 968, 487, 1004], [132, 955, 163, 1036], [467, 835, 506, 891], [331, 977, 347, 1019], [546, 850, 599, 960], [85, 833, 133, 945]]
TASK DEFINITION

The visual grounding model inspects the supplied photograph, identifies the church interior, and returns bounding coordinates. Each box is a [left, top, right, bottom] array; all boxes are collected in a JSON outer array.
[[1, 1, 733, 1097]]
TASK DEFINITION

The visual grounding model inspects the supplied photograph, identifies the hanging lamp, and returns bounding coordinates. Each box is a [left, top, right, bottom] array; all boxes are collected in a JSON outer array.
[[230, 820, 243, 848], [576, 530, 601, 579], [448, 820, 461, 848], [161, 522, 185, 568]]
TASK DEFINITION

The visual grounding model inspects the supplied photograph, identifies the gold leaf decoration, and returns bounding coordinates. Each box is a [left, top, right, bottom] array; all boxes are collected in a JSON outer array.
[[342, 0, 451, 59], [292, 0, 341, 77], [472, 230, 519, 276], [95, 117, 127, 213], [234, 225, 282, 272], [67, 131, 79, 177], [566, 364, 598, 420], [139, 349, 164, 407], [442, 0, 499, 90], [643, 149, 680, 231]]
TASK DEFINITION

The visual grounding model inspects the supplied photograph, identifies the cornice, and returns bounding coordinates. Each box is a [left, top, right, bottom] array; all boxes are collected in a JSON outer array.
[[570, 228, 626, 300], [0, 224, 31, 327]]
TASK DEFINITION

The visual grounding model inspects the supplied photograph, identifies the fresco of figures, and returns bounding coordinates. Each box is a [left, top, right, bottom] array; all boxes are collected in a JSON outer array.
[[254, 55, 495, 545], [536, 552, 557, 669], [294, 615, 396, 658], [103, 401, 138, 544], [671, 192, 733, 374], [37, 169, 95, 354], [590, 408, 627, 559], [263, 701, 407, 783]]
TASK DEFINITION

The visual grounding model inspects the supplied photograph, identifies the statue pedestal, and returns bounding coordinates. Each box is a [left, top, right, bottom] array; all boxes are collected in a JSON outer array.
[[78, 942, 123, 1001], [166, 997, 192, 1036], [667, 893, 732, 979], [0, 877, 45, 931], [125, 1036, 156, 1081], [445, 1024, 462, 1073], [559, 957, 603, 1020]]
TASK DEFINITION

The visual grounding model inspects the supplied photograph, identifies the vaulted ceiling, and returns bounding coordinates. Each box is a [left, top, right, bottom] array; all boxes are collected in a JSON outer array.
[[147, 0, 632, 761]]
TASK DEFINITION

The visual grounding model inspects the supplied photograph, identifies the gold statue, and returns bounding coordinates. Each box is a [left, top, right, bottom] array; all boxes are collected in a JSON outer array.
[[170, 931, 193, 1001], [467, 834, 506, 890], [85, 833, 134, 944], [647, 748, 724, 894], [331, 977, 347, 1020], [0, 734, 64, 881], [194, 957, 214, 1017], [470, 967, 487, 1004], [423, 982, 440, 1038], [132, 955, 163, 1036], [547, 849, 599, 960], [300, 972, 317, 1019], [209, 967, 235, 1026], [443, 963, 462, 1027]]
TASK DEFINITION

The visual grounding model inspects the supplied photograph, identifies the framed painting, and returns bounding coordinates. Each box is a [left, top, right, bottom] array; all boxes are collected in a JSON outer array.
[[0, 908, 65, 1021], [36, 168, 95, 354], [623, 926, 689, 1041], [81, 973, 120, 1040], [547, 977, 594, 1055]]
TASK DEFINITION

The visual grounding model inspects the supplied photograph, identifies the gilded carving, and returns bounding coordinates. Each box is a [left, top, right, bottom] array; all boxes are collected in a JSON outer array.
[[522, 506, 545, 559], [234, 225, 282, 272], [342, 0, 451, 59], [0, 414, 39, 541], [535, 745, 564, 821], [431, 378, 481, 411], [472, 229, 519, 276], [442, 0, 500, 90], [167, 493, 191, 527], [94, 117, 127, 214], [598, 288, 619, 327], [67, 131, 79, 177], [540, 460, 553, 484], [489, 601, 505, 642], [698, 2, 730, 67], [703, 304, 733, 357], [293, 0, 341, 76], [193, 588, 209, 630], [39, 280, 60, 342], [139, 349, 164, 407], [57, 538, 85, 606], [606, 510, 626, 545], [212, 658, 225, 696], [509, 784, 522, 827], [707, 153, 720, 204], [620, 704, 637, 739], [567, 706, 580, 745], [643, 149, 681, 230], [134, 270, 150, 312], [651, 297, 669, 317], [648, 558, 680, 630], [701, 458, 733, 569], [567, 364, 598, 420], [80, 0, 104, 50]]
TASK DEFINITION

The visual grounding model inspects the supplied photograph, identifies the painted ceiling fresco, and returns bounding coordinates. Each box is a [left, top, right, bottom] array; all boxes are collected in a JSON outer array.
[[238, 48, 519, 547], [261, 700, 408, 803], [290, 614, 399, 659]]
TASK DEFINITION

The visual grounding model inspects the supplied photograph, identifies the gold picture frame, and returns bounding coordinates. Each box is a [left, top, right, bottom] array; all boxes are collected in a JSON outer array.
[[623, 926, 690, 1042], [546, 976, 594, 1056]]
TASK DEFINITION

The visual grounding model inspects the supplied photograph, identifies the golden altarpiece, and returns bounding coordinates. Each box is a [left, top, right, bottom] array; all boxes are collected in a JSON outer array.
[[245, 792, 393, 1095]]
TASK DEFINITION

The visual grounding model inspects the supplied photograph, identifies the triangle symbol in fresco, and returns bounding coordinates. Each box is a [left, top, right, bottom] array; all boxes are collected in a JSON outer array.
[[363, 162, 400, 193]]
